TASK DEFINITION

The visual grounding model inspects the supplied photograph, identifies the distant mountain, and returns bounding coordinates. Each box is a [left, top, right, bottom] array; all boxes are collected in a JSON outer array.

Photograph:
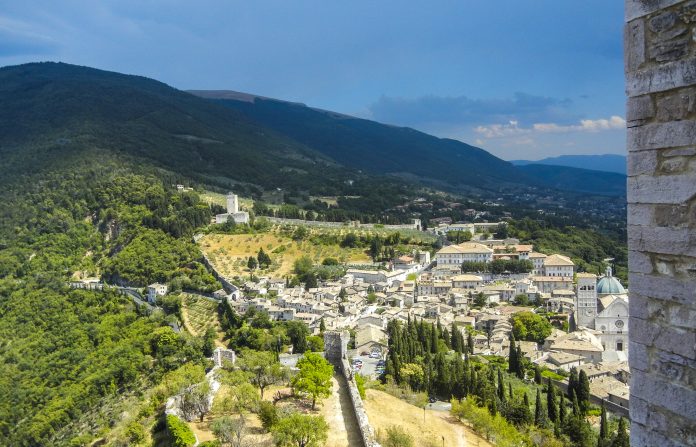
[[189, 90, 533, 191], [511, 154, 627, 175], [516, 164, 626, 197], [0, 62, 359, 196]]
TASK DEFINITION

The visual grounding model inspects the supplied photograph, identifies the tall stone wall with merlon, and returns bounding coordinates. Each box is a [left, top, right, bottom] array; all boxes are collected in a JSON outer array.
[[625, 1, 696, 446], [323, 331, 381, 447]]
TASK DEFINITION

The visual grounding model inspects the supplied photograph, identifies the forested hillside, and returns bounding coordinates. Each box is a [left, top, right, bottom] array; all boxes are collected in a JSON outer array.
[[0, 150, 221, 446]]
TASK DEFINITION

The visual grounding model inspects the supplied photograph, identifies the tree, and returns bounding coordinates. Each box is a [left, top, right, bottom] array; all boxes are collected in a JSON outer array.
[[467, 331, 474, 354], [577, 370, 591, 414], [272, 413, 329, 447], [247, 256, 257, 271], [338, 287, 347, 301], [534, 388, 545, 427], [511, 311, 553, 343], [612, 418, 629, 447], [180, 381, 212, 422], [257, 248, 271, 268], [534, 365, 543, 384], [292, 352, 333, 409], [380, 425, 414, 447], [597, 403, 609, 447], [285, 321, 309, 353], [508, 333, 519, 375], [474, 292, 487, 308], [547, 378, 558, 423], [306, 335, 324, 352], [202, 326, 217, 357], [319, 317, 326, 334], [513, 294, 530, 306], [237, 350, 286, 399], [217, 383, 259, 418], [212, 416, 247, 447]]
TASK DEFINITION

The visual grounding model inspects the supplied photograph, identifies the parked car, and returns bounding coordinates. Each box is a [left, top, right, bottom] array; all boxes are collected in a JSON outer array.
[[369, 352, 381, 359]]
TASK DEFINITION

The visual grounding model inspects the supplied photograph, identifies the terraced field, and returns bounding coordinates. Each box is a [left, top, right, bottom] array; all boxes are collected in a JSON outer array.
[[180, 293, 223, 342]]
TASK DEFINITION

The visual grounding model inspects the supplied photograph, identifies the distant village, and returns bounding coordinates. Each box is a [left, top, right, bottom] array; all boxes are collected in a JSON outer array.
[[72, 192, 631, 414]]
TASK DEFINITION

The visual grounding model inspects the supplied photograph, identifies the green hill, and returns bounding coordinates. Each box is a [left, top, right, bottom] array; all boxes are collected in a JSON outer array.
[[189, 90, 533, 191]]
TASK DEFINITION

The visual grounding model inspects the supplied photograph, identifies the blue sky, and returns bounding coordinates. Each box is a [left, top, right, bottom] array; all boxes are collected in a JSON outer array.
[[0, 1, 626, 160]]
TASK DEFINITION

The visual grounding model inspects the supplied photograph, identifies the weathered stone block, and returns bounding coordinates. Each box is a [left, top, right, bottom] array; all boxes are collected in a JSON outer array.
[[649, 9, 679, 32], [630, 339, 652, 371], [627, 203, 655, 225], [631, 368, 696, 419], [656, 87, 696, 120], [629, 272, 696, 305], [653, 203, 691, 225], [628, 224, 696, 256], [626, 18, 647, 72], [629, 249, 655, 273], [628, 172, 696, 204], [627, 119, 696, 150], [626, 0, 686, 22], [649, 35, 689, 62], [626, 57, 696, 96], [628, 94, 655, 126], [627, 148, 658, 175]]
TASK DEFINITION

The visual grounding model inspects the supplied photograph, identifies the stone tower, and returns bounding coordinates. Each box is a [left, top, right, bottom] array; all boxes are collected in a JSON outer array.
[[323, 330, 349, 366], [625, 1, 696, 445], [226, 192, 239, 214], [575, 273, 597, 329]]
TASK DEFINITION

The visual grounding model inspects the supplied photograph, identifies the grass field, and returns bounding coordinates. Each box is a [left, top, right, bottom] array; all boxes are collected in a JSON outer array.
[[364, 389, 492, 447], [198, 231, 373, 278]]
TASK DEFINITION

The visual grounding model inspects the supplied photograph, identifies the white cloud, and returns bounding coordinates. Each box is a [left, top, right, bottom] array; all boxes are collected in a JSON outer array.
[[475, 115, 625, 139]]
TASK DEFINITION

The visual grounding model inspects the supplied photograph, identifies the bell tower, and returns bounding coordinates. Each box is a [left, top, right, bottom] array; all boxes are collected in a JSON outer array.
[[575, 273, 597, 329]]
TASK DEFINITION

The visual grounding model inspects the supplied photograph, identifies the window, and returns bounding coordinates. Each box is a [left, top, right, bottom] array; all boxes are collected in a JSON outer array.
[[617, 341, 623, 351]]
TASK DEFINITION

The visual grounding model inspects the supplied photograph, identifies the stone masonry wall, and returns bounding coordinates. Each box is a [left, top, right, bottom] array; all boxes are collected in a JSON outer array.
[[625, 1, 696, 446]]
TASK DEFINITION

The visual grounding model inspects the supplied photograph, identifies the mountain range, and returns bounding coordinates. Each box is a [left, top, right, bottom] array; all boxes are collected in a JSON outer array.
[[511, 154, 627, 175], [0, 62, 625, 198]]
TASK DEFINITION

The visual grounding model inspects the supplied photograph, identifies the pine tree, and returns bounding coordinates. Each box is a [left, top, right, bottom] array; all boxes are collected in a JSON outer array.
[[547, 378, 558, 422], [612, 418, 629, 447], [534, 388, 545, 426], [247, 256, 257, 270]]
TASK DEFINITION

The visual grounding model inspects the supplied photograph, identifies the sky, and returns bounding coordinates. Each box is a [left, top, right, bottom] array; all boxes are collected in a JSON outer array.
[[0, 1, 626, 160]]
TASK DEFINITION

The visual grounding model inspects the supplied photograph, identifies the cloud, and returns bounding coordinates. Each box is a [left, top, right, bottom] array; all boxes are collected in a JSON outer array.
[[367, 92, 576, 128], [0, 16, 58, 56], [475, 116, 625, 138]]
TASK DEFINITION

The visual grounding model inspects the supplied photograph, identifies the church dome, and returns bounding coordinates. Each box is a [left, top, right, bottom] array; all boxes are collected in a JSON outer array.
[[597, 266, 625, 295]]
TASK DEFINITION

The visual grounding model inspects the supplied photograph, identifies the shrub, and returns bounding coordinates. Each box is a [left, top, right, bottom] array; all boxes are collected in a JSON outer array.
[[379, 425, 414, 447], [166, 414, 196, 447], [258, 401, 279, 431], [355, 374, 366, 399]]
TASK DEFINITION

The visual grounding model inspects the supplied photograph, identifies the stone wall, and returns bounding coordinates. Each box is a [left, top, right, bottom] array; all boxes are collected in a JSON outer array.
[[323, 331, 381, 447], [625, 1, 696, 446]]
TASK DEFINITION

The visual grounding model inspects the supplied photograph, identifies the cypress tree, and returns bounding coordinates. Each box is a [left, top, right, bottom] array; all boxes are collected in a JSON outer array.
[[558, 394, 566, 423], [598, 402, 609, 447], [534, 365, 542, 384], [578, 369, 591, 414], [467, 331, 474, 354], [612, 418, 629, 447], [516, 343, 525, 379], [508, 334, 518, 374], [547, 378, 558, 422], [571, 389, 580, 416], [568, 367, 579, 400], [534, 388, 544, 426], [497, 369, 506, 403], [508, 382, 513, 400]]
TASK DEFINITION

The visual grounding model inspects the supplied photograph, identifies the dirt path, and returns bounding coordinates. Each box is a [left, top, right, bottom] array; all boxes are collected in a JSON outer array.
[[319, 374, 364, 447]]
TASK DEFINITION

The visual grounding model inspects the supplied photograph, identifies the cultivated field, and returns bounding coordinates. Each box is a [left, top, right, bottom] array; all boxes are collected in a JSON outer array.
[[363, 389, 492, 447], [180, 293, 225, 346], [198, 231, 372, 278]]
